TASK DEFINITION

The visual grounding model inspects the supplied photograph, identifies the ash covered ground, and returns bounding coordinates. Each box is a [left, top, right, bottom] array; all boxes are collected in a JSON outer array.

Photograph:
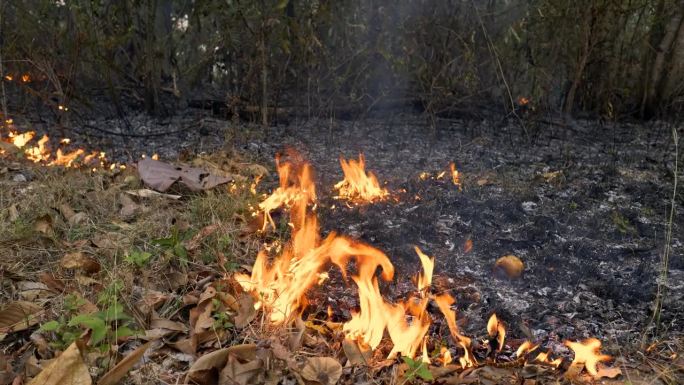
[[36, 111, 684, 352]]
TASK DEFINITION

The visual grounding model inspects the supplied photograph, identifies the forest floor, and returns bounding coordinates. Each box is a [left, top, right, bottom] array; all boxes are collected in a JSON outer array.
[[1, 111, 683, 384]]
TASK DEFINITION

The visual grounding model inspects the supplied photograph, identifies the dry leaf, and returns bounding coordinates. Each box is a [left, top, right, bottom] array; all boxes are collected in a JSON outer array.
[[137, 159, 235, 192], [97, 341, 152, 385], [494, 255, 524, 278], [185, 344, 256, 384], [8, 204, 19, 222], [118, 194, 141, 220], [234, 295, 256, 329], [58, 204, 76, 221], [300, 357, 343, 385], [0, 301, 43, 340], [342, 338, 371, 366], [33, 214, 53, 234], [60, 252, 101, 274], [595, 364, 622, 379], [184, 224, 220, 251], [125, 189, 181, 200], [17, 281, 53, 301], [68, 213, 89, 226], [219, 355, 263, 385], [27, 341, 91, 385]]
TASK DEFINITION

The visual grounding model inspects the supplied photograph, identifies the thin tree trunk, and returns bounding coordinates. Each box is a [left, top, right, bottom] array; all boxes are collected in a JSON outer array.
[[563, 8, 593, 115], [0, 0, 8, 136], [642, 2, 684, 117]]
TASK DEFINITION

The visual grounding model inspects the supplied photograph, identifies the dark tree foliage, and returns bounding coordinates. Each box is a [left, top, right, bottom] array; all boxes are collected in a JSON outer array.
[[1, 0, 683, 124]]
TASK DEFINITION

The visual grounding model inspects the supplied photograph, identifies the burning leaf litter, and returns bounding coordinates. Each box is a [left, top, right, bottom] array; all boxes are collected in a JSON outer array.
[[233, 153, 618, 380]]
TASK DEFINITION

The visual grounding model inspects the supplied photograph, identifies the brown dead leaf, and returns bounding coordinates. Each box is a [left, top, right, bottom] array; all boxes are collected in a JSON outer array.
[[118, 193, 141, 220], [27, 341, 91, 385], [595, 364, 622, 379], [33, 214, 53, 234], [342, 338, 371, 366], [137, 159, 235, 192], [17, 281, 53, 301], [58, 204, 76, 221], [219, 355, 263, 385], [185, 344, 256, 385], [494, 255, 524, 279], [38, 273, 65, 293], [0, 301, 43, 340], [184, 224, 220, 252], [300, 357, 343, 385], [60, 252, 101, 275], [97, 341, 152, 385], [125, 189, 181, 200], [8, 204, 19, 222], [234, 295, 256, 329]]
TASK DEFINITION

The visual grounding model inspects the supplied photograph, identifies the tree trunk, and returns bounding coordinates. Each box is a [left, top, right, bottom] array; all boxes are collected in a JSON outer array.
[[641, 1, 684, 117], [563, 6, 593, 115]]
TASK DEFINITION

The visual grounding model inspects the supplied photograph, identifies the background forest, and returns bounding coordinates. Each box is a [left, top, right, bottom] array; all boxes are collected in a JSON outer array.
[[1, 0, 684, 128]]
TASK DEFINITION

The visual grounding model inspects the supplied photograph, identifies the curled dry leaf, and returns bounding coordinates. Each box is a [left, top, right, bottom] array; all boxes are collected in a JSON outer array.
[[494, 255, 524, 279], [60, 252, 101, 275], [27, 341, 91, 385], [342, 338, 371, 366], [125, 189, 181, 200], [185, 344, 256, 385], [97, 341, 152, 385], [33, 214, 53, 234], [219, 355, 264, 385], [0, 301, 43, 341], [300, 357, 343, 385], [137, 158, 236, 192], [234, 294, 257, 329]]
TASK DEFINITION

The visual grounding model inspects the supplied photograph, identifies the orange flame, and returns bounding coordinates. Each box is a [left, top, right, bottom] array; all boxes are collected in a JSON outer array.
[[414, 246, 434, 292], [449, 162, 461, 189], [535, 350, 563, 368], [434, 293, 476, 368], [3, 131, 105, 168], [486, 313, 506, 351], [334, 154, 388, 202], [515, 340, 539, 357], [258, 153, 316, 231], [565, 338, 611, 376]]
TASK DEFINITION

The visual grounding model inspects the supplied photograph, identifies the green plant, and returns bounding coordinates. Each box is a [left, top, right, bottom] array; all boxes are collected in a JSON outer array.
[[124, 250, 153, 268], [211, 298, 234, 330], [39, 294, 138, 352], [153, 226, 189, 267], [401, 356, 433, 384]]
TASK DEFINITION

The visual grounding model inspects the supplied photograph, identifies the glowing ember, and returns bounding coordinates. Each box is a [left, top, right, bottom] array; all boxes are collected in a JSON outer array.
[[565, 338, 611, 376], [486, 313, 506, 351], [449, 162, 461, 189], [334, 154, 388, 202], [518, 96, 530, 106]]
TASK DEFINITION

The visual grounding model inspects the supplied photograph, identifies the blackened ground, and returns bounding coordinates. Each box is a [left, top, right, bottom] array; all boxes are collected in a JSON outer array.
[[34, 111, 684, 353]]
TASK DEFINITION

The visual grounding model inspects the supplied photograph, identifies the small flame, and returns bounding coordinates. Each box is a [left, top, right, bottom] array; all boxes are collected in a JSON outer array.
[[565, 338, 611, 376], [449, 162, 461, 189], [258, 153, 316, 231], [486, 313, 506, 351], [334, 154, 388, 202], [434, 293, 476, 368], [4, 75, 12, 81], [515, 340, 539, 357], [21, 74, 31, 83], [414, 246, 434, 292], [518, 96, 530, 106], [441, 347, 452, 366], [8, 131, 35, 148], [535, 350, 563, 368]]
